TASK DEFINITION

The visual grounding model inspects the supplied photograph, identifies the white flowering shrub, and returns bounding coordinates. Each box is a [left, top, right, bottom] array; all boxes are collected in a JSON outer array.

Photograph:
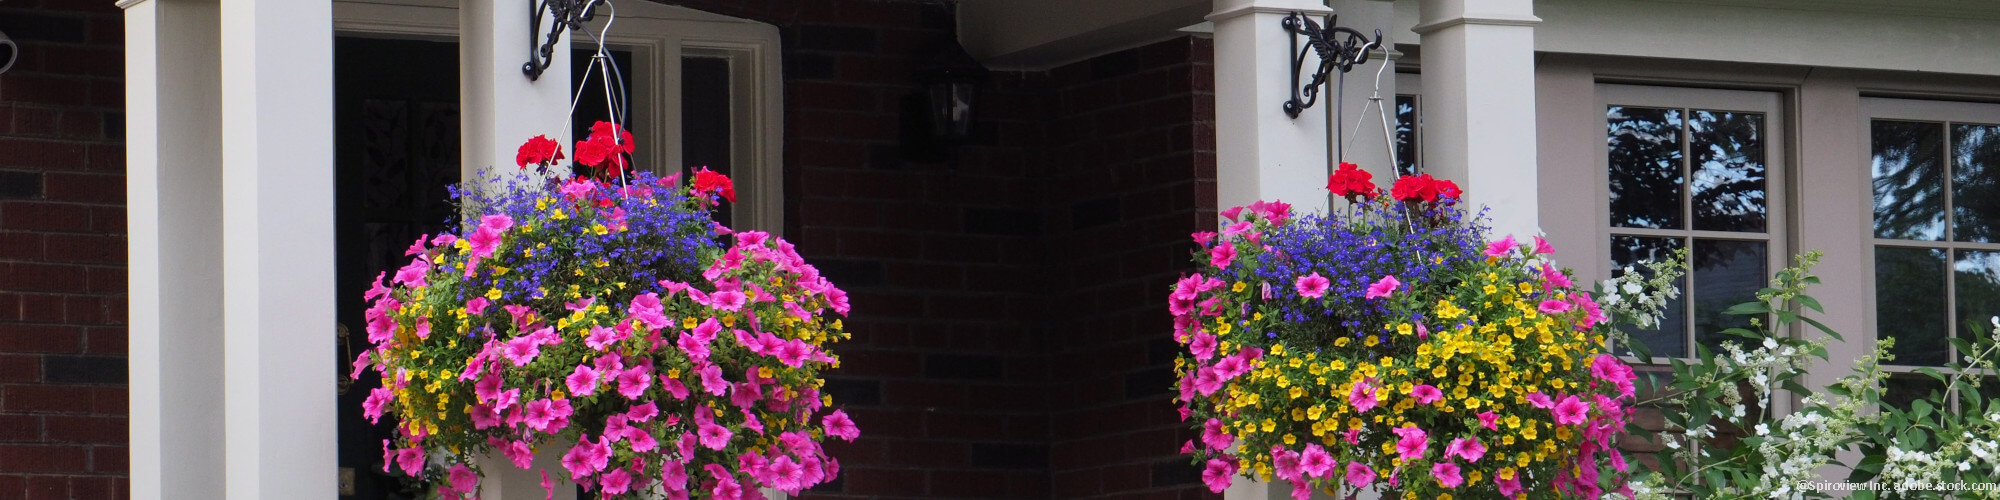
[[1615, 251, 2000, 500]]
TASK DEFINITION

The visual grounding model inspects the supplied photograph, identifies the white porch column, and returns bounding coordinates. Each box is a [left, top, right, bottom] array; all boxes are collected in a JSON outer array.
[[1413, 0, 1540, 238], [1328, 0, 1399, 182], [461, 4, 579, 498], [123, 0, 224, 498], [462, 1, 574, 183], [218, 0, 337, 497], [1211, 0, 1336, 215]]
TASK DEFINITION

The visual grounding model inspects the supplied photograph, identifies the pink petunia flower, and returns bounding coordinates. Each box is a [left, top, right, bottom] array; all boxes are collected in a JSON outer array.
[[1554, 394, 1590, 425], [362, 387, 392, 423], [1365, 275, 1400, 299], [1201, 418, 1234, 451], [1222, 220, 1254, 237], [677, 331, 712, 362], [1496, 473, 1523, 496], [1348, 380, 1379, 413], [447, 464, 479, 496], [711, 290, 748, 312], [501, 336, 541, 367], [1299, 444, 1335, 478], [1433, 462, 1463, 488], [1392, 426, 1429, 460], [585, 325, 617, 351], [1191, 231, 1216, 246], [628, 293, 669, 329], [1345, 462, 1375, 487], [1192, 367, 1224, 395], [697, 421, 733, 450], [1478, 411, 1500, 431], [500, 439, 534, 469], [598, 468, 632, 495], [566, 365, 602, 395], [1534, 235, 1556, 255], [1201, 458, 1238, 493], [1527, 392, 1555, 409], [696, 363, 728, 395], [1574, 292, 1609, 328], [1449, 437, 1487, 462], [1539, 299, 1573, 314], [1541, 263, 1573, 289], [465, 297, 489, 315], [660, 374, 691, 400], [1220, 206, 1245, 222], [823, 409, 860, 441], [1271, 447, 1302, 481], [1295, 272, 1331, 298], [1209, 244, 1238, 269], [616, 367, 652, 399], [395, 447, 425, 476], [1410, 384, 1443, 404], [1485, 234, 1518, 258], [1188, 333, 1218, 361]]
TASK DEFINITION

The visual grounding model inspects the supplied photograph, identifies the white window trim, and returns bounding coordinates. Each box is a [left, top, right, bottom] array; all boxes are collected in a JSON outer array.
[[331, 0, 786, 235], [1594, 83, 1790, 364], [1859, 97, 2000, 378]]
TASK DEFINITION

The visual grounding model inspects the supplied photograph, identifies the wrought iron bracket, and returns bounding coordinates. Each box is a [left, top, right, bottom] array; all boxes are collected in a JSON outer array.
[[1281, 11, 1379, 118], [523, 0, 601, 81]]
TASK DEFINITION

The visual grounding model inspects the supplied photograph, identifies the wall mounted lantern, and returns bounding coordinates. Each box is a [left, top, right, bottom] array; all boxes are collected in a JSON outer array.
[[1280, 11, 1379, 118], [902, 39, 990, 162], [917, 42, 990, 144]]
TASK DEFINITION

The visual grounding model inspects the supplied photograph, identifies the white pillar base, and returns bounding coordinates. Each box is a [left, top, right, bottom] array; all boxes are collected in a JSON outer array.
[[1211, 0, 1337, 214]]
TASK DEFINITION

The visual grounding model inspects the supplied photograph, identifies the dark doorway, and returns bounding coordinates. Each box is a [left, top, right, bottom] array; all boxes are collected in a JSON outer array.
[[333, 34, 461, 500]]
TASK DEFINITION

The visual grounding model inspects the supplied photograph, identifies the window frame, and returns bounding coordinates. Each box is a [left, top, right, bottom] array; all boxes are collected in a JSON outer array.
[[1595, 83, 1791, 363], [1860, 97, 2000, 378]]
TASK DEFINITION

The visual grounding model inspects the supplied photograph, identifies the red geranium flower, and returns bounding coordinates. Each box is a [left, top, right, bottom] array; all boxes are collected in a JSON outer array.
[[692, 168, 736, 204], [1326, 162, 1377, 199], [1391, 173, 1460, 203], [515, 135, 564, 168], [574, 121, 636, 178]]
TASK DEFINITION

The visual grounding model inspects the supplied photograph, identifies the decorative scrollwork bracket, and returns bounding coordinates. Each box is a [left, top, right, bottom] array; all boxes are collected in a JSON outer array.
[[1281, 11, 1380, 118], [523, 0, 601, 81]]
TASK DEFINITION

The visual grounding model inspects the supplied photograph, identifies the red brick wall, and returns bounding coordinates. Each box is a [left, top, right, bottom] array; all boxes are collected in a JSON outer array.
[[1039, 38, 1217, 500], [0, 1, 1220, 498], [0, 0, 133, 499]]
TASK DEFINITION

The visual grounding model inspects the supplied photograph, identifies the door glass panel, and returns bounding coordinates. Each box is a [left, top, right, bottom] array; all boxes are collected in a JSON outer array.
[[683, 55, 733, 224], [1688, 110, 1766, 232], [1872, 120, 1947, 240], [1692, 239, 1766, 351], [1395, 94, 1419, 176], [1952, 124, 2000, 242], [1612, 235, 1687, 358], [1882, 373, 1947, 411], [1608, 106, 1685, 229], [1876, 246, 1949, 366]]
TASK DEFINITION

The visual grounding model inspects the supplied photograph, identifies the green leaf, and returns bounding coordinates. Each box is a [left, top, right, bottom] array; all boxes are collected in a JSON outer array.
[[1797, 294, 1825, 313], [1720, 327, 1761, 340], [1781, 379, 1813, 397], [1798, 315, 1844, 341], [1723, 301, 1772, 316], [1912, 399, 1935, 422], [1915, 367, 1948, 383]]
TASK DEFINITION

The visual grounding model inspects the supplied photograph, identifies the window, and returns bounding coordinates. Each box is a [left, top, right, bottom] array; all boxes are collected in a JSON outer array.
[[1864, 97, 2000, 409], [1394, 73, 1422, 176], [1598, 85, 1786, 359]]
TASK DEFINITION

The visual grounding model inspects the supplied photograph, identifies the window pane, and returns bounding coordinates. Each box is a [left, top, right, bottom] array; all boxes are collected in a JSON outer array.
[[1692, 239, 1765, 352], [1882, 373, 1947, 412], [1688, 110, 1766, 232], [1956, 250, 2000, 353], [1612, 235, 1687, 358], [1872, 120, 1946, 240], [1953, 124, 2000, 243], [1877, 246, 1949, 366], [1395, 94, 1419, 176], [683, 56, 733, 224], [1608, 107, 1685, 229]]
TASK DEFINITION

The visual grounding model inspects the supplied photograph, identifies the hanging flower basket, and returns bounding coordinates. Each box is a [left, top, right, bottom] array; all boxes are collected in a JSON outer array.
[[354, 124, 858, 499], [1173, 163, 1640, 499]]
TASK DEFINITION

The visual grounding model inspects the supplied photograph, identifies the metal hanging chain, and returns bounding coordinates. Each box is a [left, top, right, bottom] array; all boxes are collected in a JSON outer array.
[[556, 0, 636, 190]]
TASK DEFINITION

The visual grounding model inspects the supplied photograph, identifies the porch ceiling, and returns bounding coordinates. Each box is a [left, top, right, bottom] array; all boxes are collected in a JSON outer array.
[[956, 0, 1210, 71]]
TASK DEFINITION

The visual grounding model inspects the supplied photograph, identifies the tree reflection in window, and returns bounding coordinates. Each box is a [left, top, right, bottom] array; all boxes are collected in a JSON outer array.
[[1871, 118, 2000, 370], [1606, 104, 1771, 359]]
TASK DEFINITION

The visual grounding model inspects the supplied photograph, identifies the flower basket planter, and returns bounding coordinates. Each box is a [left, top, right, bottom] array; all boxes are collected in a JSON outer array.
[[355, 127, 859, 499]]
